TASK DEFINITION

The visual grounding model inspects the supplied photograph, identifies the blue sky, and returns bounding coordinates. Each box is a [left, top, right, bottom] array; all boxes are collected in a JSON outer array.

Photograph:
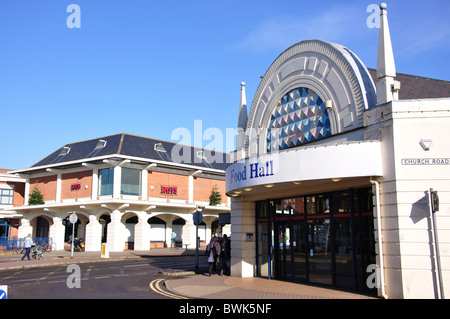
[[1, 0, 449, 169]]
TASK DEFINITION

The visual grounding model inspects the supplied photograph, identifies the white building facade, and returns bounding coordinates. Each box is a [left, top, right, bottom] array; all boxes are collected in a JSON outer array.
[[226, 4, 450, 298]]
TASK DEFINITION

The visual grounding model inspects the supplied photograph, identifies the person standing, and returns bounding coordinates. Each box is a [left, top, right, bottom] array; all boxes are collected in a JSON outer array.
[[206, 236, 220, 276], [21, 234, 33, 261], [219, 234, 230, 276], [171, 230, 177, 249]]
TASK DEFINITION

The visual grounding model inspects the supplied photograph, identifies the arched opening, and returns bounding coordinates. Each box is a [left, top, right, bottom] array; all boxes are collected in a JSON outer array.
[[148, 216, 166, 248], [99, 214, 111, 244], [35, 216, 50, 238], [124, 214, 138, 250], [63, 217, 81, 242]]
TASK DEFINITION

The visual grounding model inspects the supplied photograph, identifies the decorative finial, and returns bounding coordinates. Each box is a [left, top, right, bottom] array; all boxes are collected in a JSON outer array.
[[376, 1, 398, 104], [241, 82, 246, 87]]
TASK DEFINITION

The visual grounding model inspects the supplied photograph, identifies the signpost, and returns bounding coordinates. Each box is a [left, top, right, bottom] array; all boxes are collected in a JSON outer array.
[[193, 208, 203, 271], [69, 212, 78, 259], [429, 188, 444, 299]]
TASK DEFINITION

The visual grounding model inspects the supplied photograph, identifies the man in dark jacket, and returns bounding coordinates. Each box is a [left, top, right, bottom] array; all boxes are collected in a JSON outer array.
[[219, 234, 230, 276]]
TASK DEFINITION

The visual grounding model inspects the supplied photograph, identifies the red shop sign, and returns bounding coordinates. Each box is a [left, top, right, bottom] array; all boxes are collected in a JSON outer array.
[[161, 186, 177, 195]]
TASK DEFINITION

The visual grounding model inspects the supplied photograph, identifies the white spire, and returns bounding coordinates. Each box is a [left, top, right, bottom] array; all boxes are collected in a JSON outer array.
[[376, 3, 399, 104], [236, 82, 248, 151], [238, 82, 248, 130]]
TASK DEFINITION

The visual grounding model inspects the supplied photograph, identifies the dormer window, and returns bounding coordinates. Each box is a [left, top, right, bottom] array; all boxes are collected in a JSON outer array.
[[51, 146, 71, 163], [87, 139, 107, 158], [154, 143, 166, 152], [196, 151, 206, 160], [95, 139, 107, 149], [60, 147, 71, 156]]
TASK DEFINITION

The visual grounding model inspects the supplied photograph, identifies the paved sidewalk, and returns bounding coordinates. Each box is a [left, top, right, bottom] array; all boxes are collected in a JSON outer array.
[[1, 248, 377, 299], [165, 274, 377, 299]]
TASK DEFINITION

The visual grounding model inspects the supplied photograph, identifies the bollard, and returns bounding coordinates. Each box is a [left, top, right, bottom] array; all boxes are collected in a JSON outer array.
[[101, 243, 109, 258]]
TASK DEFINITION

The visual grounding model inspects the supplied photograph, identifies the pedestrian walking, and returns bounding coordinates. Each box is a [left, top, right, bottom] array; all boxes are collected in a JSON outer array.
[[206, 236, 220, 276], [219, 234, 230, 276], [21, 234, 33, 261]]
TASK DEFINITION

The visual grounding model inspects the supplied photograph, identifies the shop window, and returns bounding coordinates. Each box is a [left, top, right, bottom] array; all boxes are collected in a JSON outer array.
[[267, 87, 332, 152], [282, 197, 304, 215], [306, 195, 329, 215], [98, 168, 114, 196], [0, 188, 14, 205], [121, 167, 141, 196]]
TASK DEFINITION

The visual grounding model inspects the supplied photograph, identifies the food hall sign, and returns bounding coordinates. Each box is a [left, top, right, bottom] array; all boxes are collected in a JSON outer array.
[[230, 160, 275, 184]]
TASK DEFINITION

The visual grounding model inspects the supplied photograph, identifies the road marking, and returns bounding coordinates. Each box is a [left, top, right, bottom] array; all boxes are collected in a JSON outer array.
[[3, 270, 25, 279], [149, 279, 189, 299], [39, 266, 65, 281], [124, 264, 148, 268]]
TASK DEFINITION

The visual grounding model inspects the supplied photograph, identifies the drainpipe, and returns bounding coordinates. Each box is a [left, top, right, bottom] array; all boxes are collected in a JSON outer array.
[[370, 179, 388, 299]]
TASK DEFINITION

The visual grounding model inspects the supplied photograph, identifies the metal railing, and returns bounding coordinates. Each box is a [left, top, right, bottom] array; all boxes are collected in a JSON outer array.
[[0, 237, 53, 254]]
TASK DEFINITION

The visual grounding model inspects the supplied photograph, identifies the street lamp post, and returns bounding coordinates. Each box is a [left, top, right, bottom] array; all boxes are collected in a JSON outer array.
[[193, 206, 204, 271]]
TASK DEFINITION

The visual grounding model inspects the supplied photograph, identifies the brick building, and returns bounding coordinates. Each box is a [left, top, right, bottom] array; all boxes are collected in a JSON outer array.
[[3, 133, 230, 252], [0, 169, 25, 240]]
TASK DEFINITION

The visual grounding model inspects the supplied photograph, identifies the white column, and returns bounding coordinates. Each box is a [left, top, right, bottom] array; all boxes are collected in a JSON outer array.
[[166, 220, 173, 248], [91, 169, 98, 199], [113, 166, 122, 199], [107, 209, 125, 252], [134, 212, 150, 251], [181, 214, 196, 248], [18, 218, 33, 238], [230, 198, 255, 278], [49, 216, 65, 251], [24, 178, 30, 206], [141, 169, 148, 200], [85, 215, 102, 252]]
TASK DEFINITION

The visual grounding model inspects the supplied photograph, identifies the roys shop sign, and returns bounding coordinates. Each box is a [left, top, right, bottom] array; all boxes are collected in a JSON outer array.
[[71, 184, 81, 191], [161, 186, 178, 195]]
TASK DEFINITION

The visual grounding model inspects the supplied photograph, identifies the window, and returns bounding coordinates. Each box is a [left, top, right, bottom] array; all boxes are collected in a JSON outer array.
[[0, 188, 13, 205], [98, 168, 114, 196], [51, 146, 71, 164], [154, 143, 166, 152], [121, 168, 141, 196], [87, 139, 107, 158], [267, 87, 332, 152]]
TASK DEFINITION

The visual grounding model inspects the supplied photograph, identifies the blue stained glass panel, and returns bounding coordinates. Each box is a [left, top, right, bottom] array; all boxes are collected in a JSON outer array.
[[267, 87, 332, 152]]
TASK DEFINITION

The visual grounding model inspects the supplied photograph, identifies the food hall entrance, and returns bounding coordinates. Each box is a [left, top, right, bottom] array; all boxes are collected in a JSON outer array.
[[256, 187, 376, 292]]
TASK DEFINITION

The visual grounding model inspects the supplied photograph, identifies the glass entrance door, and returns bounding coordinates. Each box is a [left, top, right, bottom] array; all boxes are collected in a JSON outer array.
[[307, 219, 332, 285], [275, 221, 307, 281], [292, 222, 307, 280], [275, 223, 292, 280]]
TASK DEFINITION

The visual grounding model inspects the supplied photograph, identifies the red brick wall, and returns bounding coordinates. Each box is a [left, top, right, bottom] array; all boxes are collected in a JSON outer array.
[[30, 175, 57, 201], [10, 182, 25, 207], [0, 181, 25, 207], [194, 177, 226, 204], [147, 171, 189, 200], [61, 170, 92, 200]]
